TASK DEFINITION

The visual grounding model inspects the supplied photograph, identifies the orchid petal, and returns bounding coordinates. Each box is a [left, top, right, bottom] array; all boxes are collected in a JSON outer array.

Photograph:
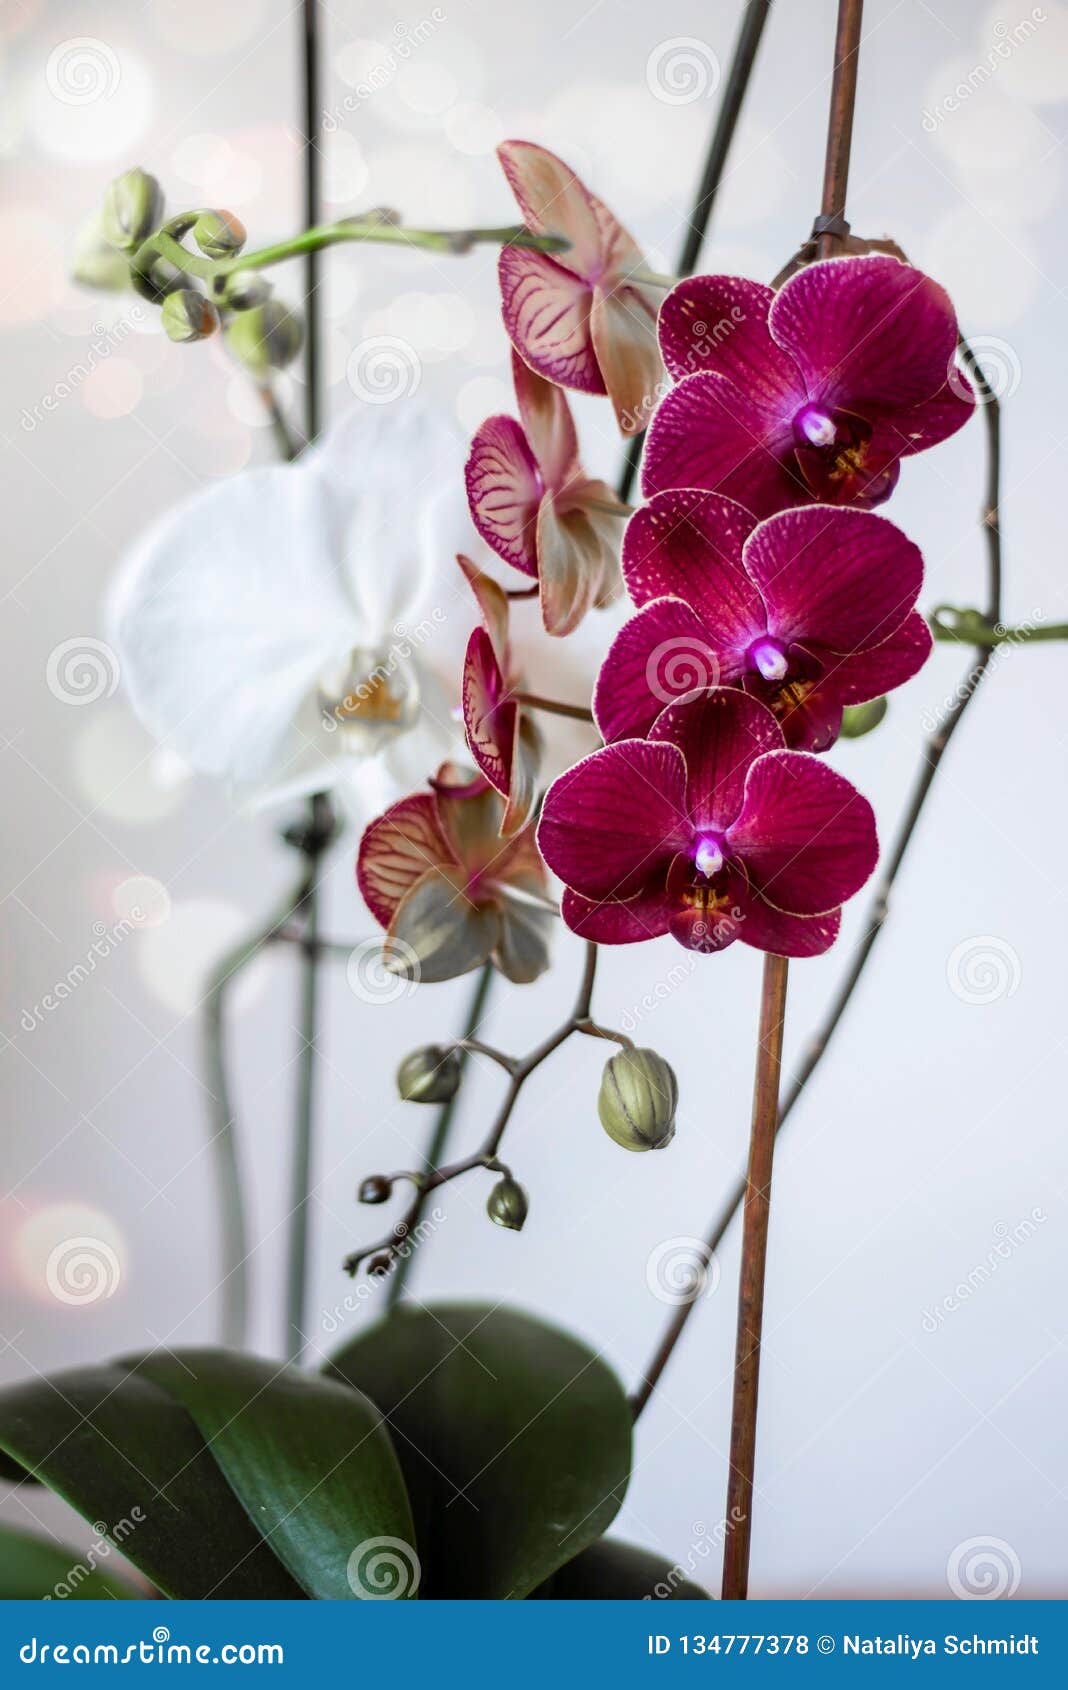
[[649, 687, 783, 832], [743, 506, 923, 654], [386, 865, 499, 983], [511, 351, 581, 491], [770, 254, 960, 411], [622, 487, 761, 634], [357, 793, 455, 928], [498, 246, 602, 394], [561, 886, 671, 944], [642, 371, 807, 517], [734, 893, 842, 957], [729, 749, 877, 915], [866, 379, 974, 459], [538, 739, 690, 901], [590, 284, 663, 435], [658, 275, 803, 406], [494, 880, 554, 982], [458, 554, 511, 659], [536, 498, 605, 637], [594, 598, 732, 744], [820, 610, 933, 704], [498, 140, 605, 277], [465, 414, 541, 578]]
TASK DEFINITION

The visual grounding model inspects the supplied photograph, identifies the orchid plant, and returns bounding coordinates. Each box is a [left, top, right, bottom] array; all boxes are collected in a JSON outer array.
[[5, 0, 1058, 1606]]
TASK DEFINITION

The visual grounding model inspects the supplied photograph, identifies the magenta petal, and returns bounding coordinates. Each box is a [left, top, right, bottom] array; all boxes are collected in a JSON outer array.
[[867, 379, 974, 460], [742, 673, 845, 753], [357, 794, 455, 929], [538, 739, 690, 901], [649, 687, 784, 833], [744, 506, 923, 654], [622, 487, 761, 635], [594, 597, 731, 743], [735, 893, 842, 958], [824, 610, 933, 704], [729, 749, 877, 915], [498, 246, 603, 395], [770, 255, 959, 411], [642, 371, 808, 517], [465, 415, 541, 577], [658, 274, 804, 406], [462, 626, 513, 798], [497, 140, 604, 277], [562, 885, 670, 944]]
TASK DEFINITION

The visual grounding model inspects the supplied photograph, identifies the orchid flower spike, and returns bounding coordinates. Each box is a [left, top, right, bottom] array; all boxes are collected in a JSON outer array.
[[110, 404, 470, 810], [497, 140, 664, 435]]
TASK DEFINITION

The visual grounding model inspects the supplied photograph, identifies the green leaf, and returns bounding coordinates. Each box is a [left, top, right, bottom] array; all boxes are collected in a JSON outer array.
[[531, 1537, 711, 1599], [0, 1366, 303, 1600], [122, 1350, 415, 1601], [0, 1521, 143, 1600], [326, 1302, 632, 1599]]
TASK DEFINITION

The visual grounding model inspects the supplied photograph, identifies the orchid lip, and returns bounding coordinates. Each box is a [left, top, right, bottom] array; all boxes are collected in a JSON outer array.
[[794, 404, 838, 449], [694, 834, 726, 878], [317, 645, 420, 754], [748, 637, 789, 684]]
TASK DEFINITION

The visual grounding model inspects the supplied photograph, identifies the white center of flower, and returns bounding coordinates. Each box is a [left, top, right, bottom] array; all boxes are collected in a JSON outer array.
[[749, 637, 789, 683], [317, 645, 420, 755], [796, 405, 838, 448], [694, 835, 725, 878]]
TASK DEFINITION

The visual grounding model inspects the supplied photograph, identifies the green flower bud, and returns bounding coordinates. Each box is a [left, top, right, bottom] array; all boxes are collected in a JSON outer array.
[[71, 214, 129, 293], [224, 301, 303, 377], [193, 209, 247, 259], [161, 289, 219, 343], [219, 270, 273, 312], [841, 696, 888, 739], [487, 1176, 528, 1232], [101, 168, 164, 253], [396, 1045, 462, 1105], [598, 1048, 678, 1152], [358, 1175, 393, 1205]]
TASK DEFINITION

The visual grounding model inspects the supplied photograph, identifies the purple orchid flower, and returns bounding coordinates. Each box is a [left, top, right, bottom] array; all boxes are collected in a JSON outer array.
[[642, 255, 974, 518], [538, 687, 877, 957], [594, 490, 931, 752], [465, 351, 627, 636], [458, 554, 542, 836], [496, 140, 663, 435]]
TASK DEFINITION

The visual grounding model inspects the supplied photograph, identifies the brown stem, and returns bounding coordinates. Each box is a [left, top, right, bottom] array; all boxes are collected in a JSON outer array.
[[721, 954, 789, 1600], [816, 0, 865, 258]]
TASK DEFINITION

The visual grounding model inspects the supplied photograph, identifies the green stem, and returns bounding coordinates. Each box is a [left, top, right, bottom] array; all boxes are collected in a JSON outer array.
[[930, 606, 1067, 647]]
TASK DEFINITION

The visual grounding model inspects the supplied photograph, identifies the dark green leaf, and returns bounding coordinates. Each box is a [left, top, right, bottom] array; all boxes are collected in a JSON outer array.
[[123, 1349, 415, 1600], [531, 1536, 711, 1599], [326, 1302, 632, 1599], [0, 1521, 142, 1600], [0, 1366, 303, 1600]]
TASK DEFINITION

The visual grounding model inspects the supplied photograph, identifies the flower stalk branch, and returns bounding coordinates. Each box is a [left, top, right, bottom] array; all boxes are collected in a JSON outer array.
[[345, 943, 600, 1277]]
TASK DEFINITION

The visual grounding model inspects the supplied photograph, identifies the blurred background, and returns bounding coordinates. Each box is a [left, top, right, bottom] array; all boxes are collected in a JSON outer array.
[[1, 0, 1066, 1598]]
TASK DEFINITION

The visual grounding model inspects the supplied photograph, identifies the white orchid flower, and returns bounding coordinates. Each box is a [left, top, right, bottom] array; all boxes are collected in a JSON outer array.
[[110, 404, 474, 810]]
